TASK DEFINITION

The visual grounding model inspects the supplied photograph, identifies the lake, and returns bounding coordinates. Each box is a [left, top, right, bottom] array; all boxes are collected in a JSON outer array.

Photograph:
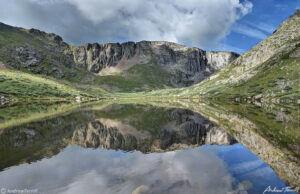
[[0, 100, 299, 194]]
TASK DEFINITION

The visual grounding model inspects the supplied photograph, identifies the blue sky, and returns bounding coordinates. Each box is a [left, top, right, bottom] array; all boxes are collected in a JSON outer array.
[[220, 0, 300, 53], [0, 0, 299, 54]]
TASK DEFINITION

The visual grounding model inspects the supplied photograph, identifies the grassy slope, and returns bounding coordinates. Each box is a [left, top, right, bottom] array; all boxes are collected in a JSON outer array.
[[214, 52, 300, 99], [1, 12, 299, 99], [75, 60, 174, 93], [0, 22, 73, 78], [135, 11, 300, 100], [0, 70, 110, 98], [188, 11, 300, 100], [0, 22, 113, 98], [0, 22, 175, 96]]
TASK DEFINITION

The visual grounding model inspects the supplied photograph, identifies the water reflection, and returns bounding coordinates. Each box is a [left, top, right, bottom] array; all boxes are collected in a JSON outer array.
[[71, 104, 236, 152], [0, 145, 289, 194], [0, 101, 299, 193], [0, 104, 236, 170]]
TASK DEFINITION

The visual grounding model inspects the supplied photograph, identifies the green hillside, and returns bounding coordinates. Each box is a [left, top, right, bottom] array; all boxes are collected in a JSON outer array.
[[0, 11, 299, 100], [143, 10, 300, 101], [0, 70, 110, 99], [72, 60, 174, 93], [0, 22, 176, 95]]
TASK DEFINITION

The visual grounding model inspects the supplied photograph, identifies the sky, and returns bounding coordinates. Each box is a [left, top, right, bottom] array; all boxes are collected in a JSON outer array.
[[0, 0, 299, 54]]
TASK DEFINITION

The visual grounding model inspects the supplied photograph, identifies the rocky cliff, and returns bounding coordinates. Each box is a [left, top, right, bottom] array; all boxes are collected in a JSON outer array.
[[0, 22, 238, 92], [71, 41, 239, 86]]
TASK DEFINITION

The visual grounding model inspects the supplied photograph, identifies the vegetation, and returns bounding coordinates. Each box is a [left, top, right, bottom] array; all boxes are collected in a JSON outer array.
[[132, 42, 300, 101], [0, 22, 175, 97], [80, 60, 174, 93], [213, 53, 300, 100], [0, 11, 299, 100], [0, 70, 110, 98]]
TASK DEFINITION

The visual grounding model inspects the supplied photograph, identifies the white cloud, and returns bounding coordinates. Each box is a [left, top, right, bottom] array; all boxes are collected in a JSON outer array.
[[246, 21, 276, 34], [232, 23, 267, 40], [0, 146, 250, 194], [0, 0, 253, 48], [218, 43, 246, 54]]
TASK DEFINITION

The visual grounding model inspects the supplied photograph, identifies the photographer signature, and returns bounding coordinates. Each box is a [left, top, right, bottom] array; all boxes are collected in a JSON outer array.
[[263, 186, 299, 194]]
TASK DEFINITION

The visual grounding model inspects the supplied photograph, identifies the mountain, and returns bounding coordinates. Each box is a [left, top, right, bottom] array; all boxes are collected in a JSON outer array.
[[0, 22, 238, 96], [0, 23, 110, 98], [71, 41, 238, 91], [148, 10, 300, 100], [1, 10, 298, 99]]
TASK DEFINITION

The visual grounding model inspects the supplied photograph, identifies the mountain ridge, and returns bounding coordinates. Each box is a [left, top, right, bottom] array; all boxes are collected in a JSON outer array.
[[0, 22, 239, 94], [0, 10, 299, 100], [144, 10, 300, 101]]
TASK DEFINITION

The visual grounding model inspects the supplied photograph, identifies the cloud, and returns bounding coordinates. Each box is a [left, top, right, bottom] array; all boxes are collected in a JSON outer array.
[[275, 3, 289, 11], [246, 21, 276, 34], [228, 159, 265, 175], [232, 23, 268, 40], [218, 43, 246, 54], [0, 0, 252, 48], [0, 145, 250, 194]]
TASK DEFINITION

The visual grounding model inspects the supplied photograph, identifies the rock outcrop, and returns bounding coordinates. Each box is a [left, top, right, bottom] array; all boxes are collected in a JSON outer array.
[[0, 22, 76, 79], [0, 21, 239, 90], [71, 41, 239, 86]]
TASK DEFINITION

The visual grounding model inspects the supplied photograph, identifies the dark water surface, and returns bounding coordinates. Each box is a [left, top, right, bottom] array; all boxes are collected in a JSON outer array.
[[0, 101, 299, 194]]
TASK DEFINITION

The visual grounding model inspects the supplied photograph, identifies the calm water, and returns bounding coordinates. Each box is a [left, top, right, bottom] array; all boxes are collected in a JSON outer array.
[[0, 101, 299, 194]]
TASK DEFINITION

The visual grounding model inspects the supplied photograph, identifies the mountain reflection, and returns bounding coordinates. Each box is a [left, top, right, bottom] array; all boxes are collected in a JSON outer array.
[[71, 104, 236, 152], [0, 104, 236, 170]]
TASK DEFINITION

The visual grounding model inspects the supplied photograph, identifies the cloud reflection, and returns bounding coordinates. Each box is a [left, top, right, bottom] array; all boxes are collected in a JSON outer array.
[[0, 146, 249, 194]]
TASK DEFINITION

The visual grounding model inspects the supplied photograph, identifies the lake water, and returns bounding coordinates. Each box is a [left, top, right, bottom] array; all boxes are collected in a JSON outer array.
[[0, 101, 299, 194]]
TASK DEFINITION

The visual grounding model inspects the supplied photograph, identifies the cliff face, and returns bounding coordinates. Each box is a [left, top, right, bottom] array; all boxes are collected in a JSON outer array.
[[0, 22, 238, 92], [71, 41, 239, 86]]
